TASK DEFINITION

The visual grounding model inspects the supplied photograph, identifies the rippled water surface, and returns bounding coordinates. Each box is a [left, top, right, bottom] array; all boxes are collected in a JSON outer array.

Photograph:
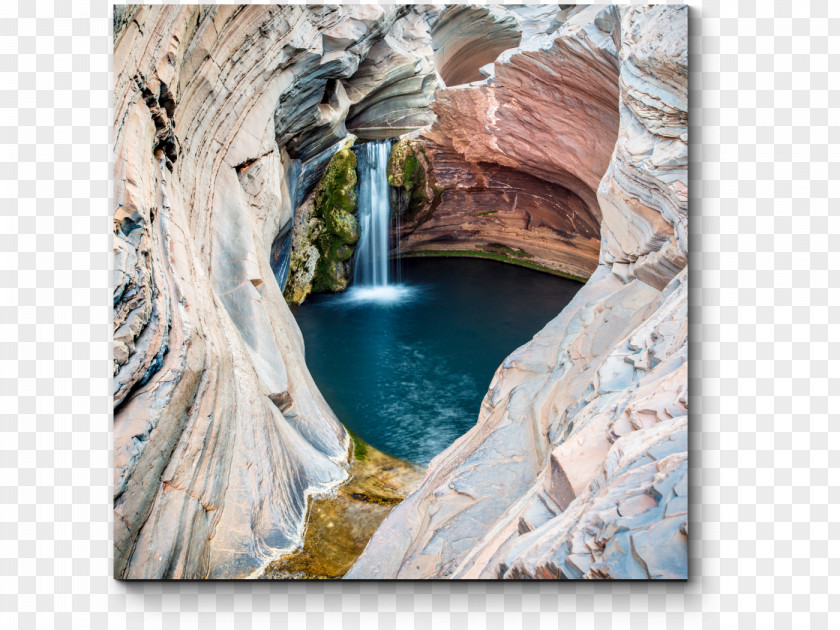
[[293, 258, 582, 465]]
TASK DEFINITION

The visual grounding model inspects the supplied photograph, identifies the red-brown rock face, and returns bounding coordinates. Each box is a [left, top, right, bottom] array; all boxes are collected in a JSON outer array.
[[389, 5, 623, 280], [394, 139, 601, 279]]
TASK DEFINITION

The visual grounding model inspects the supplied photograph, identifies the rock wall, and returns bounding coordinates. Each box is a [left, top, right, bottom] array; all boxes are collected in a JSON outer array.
[[112, 5, 434, 579], [388, 136, 601, 279], [345, 7, 441, 139], [431, 5, 522, 87], [387, 5, 622, 280], [347, 5, 688, 580]]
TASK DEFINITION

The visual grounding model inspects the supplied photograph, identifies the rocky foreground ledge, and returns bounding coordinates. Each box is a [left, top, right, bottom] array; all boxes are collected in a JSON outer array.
[[113, 4, 687, 580]]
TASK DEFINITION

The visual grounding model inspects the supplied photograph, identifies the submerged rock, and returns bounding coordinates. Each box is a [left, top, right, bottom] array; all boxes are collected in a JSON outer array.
[[260, 435, 424, 579]]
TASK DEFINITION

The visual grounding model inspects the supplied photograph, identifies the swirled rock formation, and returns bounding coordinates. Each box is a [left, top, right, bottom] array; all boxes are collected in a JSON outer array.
[[112, 4, 439, 579], [348, 4, 688, 580], [431, 5, 521, 86], [344, 7, 441, 138]]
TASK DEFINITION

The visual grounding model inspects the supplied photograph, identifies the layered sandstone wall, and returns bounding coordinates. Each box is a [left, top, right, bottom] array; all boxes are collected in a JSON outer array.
[[345, 6, 441, 138], [389, 5, 622, 280], [348, 5, 688, 580], [388, 136, 600, 279]]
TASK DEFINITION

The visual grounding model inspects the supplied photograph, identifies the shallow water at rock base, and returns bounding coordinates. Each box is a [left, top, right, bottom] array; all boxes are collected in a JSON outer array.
[[260, 436, 423, 580], [293, 257, 582, 465]]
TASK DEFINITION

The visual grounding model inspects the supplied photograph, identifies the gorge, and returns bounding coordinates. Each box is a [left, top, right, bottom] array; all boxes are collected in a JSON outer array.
[[113, 4, 688, 580]]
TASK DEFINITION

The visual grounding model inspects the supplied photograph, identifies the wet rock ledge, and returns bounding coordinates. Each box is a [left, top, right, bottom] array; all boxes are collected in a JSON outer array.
[[260, 435, 424, 580]]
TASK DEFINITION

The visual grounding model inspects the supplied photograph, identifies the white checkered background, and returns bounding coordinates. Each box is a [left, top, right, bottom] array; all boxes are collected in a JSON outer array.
[[0, 0, 836, 627]]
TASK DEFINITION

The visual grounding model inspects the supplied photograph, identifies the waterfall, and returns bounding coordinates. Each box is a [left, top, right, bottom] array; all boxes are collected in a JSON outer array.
[[354, 140, 393, 288], [343, 139, 414, 304]]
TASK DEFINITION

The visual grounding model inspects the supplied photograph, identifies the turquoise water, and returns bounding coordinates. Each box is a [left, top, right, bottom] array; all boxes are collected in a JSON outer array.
[[293, 257, 581, 465]]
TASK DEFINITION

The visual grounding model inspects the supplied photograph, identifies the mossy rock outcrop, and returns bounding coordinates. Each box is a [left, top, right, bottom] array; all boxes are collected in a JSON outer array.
[[311, 148, 359, 293], [284, 145, 360, 303], [259, 433, 424, 579], [315, 148, 359, 241], [387, 137, 433, 222], [284, 240, 322, 304]]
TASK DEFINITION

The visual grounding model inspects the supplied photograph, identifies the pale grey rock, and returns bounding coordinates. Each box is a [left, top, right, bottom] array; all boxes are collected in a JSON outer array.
[[272, 6, 405, 161], [598, 6, 689, 288], [344, 7, 441, 139]]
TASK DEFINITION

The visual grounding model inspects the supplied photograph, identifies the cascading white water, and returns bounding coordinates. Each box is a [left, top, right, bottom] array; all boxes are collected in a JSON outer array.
[[339, 139, 415, 305], [353, 139, 393, 288]]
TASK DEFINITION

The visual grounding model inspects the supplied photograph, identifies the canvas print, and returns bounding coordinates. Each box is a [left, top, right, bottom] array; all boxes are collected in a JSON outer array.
[[113, 4, 688, 580]]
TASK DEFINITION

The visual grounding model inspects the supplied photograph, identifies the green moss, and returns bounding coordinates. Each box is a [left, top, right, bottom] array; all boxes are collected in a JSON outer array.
[[309, 148, 360, 293], [327, 241, 354, 262], [312, 256, 348, 293], [387, 138, 433, 223], [386, 139, 411, 188], [473, 210, 499, 217], [314, 149, 358, 224], [402, 154, 419, 191], [345, 428, 369, 462], [326, 210, 360, 244]]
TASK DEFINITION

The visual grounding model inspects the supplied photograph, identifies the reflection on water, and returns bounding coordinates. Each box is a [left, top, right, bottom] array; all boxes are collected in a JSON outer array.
[[293, 257, 581, 465]]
